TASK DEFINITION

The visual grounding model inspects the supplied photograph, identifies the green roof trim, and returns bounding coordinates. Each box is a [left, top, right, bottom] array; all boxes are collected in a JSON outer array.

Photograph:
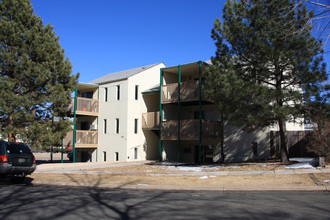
[[142, 84, 160, 94], [161, 60, 210, 71], [77, 82, 99, 87]]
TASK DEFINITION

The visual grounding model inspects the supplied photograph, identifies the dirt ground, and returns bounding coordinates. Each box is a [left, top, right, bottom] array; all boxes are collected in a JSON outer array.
[[30, 162, 330, 187], [30, 153, 330, 187], [85, 162, 287, 173], [31, 173, 317, 187]]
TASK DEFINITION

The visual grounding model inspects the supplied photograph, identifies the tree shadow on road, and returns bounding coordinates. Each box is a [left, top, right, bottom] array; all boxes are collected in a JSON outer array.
[[1, 172, 329, 220]]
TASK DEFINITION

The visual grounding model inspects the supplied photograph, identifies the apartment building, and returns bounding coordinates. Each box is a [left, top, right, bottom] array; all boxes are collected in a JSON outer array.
[[158, 61, 222, 163], [143, 61, 307, 163], [64, 61, 307, 163], [64, 63, 165, 162]]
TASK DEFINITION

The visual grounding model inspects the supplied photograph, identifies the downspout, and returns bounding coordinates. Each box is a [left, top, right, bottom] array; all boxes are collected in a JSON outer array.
[[178, 65, 181, 162], [96, 87, 99, 162], [159, 69, 163, 161], [73, 85, 77, 163]]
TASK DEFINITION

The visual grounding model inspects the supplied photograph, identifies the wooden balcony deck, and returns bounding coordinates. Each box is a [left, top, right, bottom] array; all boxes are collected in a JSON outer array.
[[142, 112, 160, 130], [161, 120, 222, 141], [161, 80, 211, 104], [68, 97, 99, 116], [63, 130, 98, 148]]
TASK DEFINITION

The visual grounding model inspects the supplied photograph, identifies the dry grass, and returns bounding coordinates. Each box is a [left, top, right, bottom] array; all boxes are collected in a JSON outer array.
[[313, 173, 330, 185], [30, 173, 315, 187], [30, 161, 328, 187]]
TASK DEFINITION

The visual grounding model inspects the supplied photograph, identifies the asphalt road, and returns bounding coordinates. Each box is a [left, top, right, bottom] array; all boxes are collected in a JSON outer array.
[[0, 184, 329, 220]]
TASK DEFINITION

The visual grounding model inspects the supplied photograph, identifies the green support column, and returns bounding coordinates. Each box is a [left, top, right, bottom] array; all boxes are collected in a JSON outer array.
[[220, 112, 225, 162], [50, 145, 53, 162], [61, 138, 63, 163], [198, 61, 202, 163], [73, 85, 77, 163], [178, 65, 181, 162], [159, 69, 163, 161]]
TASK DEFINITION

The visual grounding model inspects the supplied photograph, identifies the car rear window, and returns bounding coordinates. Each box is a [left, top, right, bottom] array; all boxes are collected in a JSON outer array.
[[6, 143, 32, 155]]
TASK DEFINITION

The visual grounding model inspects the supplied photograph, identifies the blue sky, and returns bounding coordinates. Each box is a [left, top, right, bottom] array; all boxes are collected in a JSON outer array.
[[30, 0, 329, 83], [30, 0, 226, 83]]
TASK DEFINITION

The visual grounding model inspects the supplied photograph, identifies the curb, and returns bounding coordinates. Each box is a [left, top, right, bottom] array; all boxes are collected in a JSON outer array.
[[32, 181, 329, 192]]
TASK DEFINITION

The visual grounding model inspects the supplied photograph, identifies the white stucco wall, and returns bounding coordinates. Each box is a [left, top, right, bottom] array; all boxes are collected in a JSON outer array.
[[94, 63, 165, 162], [126, 63, 165, 161], [96, 79, 128, 162]]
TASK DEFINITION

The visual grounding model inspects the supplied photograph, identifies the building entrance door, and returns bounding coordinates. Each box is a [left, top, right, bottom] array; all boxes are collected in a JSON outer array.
[[195, 145, 213, 163]]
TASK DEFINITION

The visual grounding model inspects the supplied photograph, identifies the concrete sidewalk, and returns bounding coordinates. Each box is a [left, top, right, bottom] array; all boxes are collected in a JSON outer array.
[[31, 161, 330, 192]]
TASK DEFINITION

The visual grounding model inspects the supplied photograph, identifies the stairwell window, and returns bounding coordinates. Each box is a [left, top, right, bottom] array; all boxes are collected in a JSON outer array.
[[135, 85, 139, 100], [134, 118, 138, 134], [116, 85, 120, 100], [103, 151, 107, 161], [134, 148, 138, 159], [115, 118, 119, 134], [104, 87, 108, 102], [103, 119, 107, 134]]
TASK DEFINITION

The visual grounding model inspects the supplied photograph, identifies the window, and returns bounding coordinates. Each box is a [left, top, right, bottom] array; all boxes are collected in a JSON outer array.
[[134, 148, 138, 159], [115, 118, 119, 134], [104, 88, 108, 102], [103, 151, 107, 161], [82, 91, 93, 98], [134, 118, 138, 134], [116, 85, 120, 100], [115, 152, 119, 161], [135, 85, 139, 100], [103, 119, 107, 134]]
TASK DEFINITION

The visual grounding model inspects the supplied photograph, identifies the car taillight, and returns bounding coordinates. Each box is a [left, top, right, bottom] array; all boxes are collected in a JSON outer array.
[[0, 155, 8, 163], [33, 156, 36, 164]]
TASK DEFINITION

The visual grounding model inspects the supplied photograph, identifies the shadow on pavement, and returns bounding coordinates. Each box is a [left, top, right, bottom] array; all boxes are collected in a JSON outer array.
[[0, 180, 329, 219], [36, 159, 72, 165]]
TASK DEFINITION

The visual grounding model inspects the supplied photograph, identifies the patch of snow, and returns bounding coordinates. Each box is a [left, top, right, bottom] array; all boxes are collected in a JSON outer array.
[[284, 163, 315, 169], [167, 166, 203, 172], [137, 183, 149, 186], [324, 180, 330, 183], [158, 162, 184, 166], [209, 175, 216, 178], [200, 166, 218, 170], [284, 157, 318, 169], [290, 158, 318, 166], [200, 176, 208, 179], [226, 166, 240, 169]]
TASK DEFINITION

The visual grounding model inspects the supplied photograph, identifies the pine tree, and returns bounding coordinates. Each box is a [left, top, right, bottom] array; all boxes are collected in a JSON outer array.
[[204, 0, 328, 163], [0, 0, 79, 148]]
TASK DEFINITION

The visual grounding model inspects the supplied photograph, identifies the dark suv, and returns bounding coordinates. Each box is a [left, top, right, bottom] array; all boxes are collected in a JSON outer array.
[[0, 140, 36, 183]]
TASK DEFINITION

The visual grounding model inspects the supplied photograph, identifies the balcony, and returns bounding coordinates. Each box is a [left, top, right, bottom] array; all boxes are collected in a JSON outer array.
[[161, 80, 211, 104], [161, 120, 222, 141], [142, 112, 160, 130], [63, 130, 98, 148], [68, 97, 99, 116]]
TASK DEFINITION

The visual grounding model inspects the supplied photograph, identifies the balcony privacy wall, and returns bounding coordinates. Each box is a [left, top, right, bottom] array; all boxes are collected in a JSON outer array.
[[142, 112, 160, 129], [63, 130, 98, 148], [161, 120, 222, 141], [161, 80, 210, 104], [68, 97, 99, 116]]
